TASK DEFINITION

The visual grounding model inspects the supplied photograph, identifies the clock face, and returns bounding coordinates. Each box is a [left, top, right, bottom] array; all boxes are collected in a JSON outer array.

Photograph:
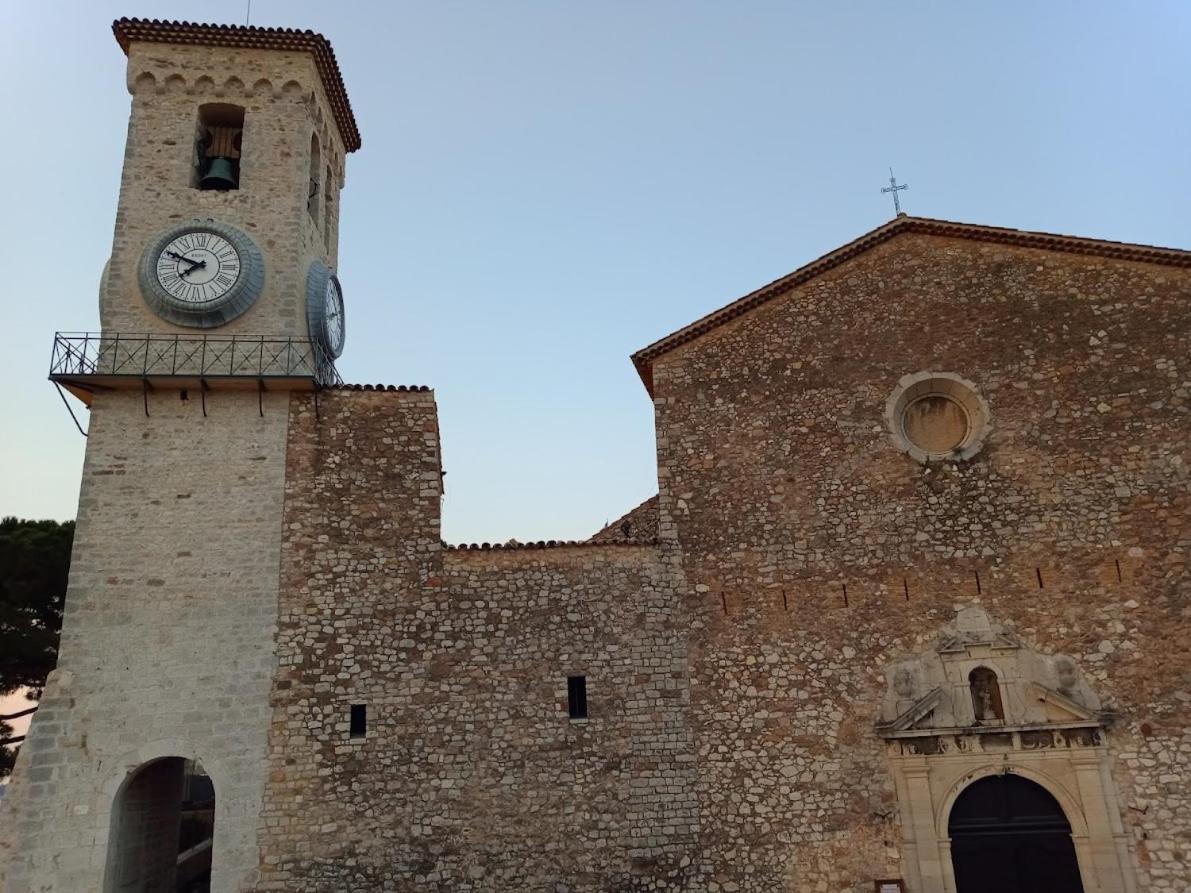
[[139, 220, 264, 328], [154, 231, 241, 304], [323, 276, 345, 355], [306, 260, 346, 359]]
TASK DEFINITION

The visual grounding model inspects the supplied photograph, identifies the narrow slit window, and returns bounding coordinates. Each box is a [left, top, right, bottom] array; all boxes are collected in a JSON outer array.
[[349, 703, 366, 737], [323, 162, 334, 249], [567, 676, 588, 720], [307, 133, 321, 219]]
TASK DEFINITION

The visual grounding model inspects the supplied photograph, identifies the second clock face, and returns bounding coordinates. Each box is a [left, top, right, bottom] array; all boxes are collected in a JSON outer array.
[[305, 260, 346, 359], [154, 231, 242, 304], [323, 275, 345, 355]]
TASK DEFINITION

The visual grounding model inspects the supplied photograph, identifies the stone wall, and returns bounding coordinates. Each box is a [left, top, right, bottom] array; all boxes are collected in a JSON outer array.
[[256, 388, 703, 890], [10, 228, 1186, 893], [649, 233, 1191, 891], [0, 389, 290, 892], [103, 42, 345, 339]]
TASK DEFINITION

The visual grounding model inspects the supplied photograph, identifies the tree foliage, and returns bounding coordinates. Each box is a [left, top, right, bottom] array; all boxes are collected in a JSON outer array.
[[0, 517, 73, 777]]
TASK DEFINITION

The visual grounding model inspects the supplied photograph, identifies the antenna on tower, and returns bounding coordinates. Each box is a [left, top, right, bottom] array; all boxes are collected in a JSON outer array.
[[881, 167, 909, 217], [246, 1, 252, 25]]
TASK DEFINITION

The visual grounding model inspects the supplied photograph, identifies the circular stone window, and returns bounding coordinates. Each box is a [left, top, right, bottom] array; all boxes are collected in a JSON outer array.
[[885, 372, 990, 463]]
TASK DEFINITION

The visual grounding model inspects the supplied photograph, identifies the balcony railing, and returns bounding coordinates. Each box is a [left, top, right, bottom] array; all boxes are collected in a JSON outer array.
[[49, 332, 341, 388]]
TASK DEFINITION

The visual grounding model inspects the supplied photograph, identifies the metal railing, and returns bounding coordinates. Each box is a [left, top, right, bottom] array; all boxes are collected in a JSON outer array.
[[49, 332, 341, 387]]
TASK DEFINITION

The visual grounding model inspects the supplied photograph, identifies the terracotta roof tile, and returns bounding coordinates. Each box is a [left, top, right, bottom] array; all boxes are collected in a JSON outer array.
[[444, 539, 654, 552], [112, 17, 361, 152], [324, 384, 431, 393], [630, 216, 1191, 395]]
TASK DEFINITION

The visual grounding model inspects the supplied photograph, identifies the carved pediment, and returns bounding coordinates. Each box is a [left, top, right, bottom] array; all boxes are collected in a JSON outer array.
[[1029, 682, 1097, 723], [879, 606, 1103, 734], [936, 606, 1021, 654], [880, 687, 946, 733]]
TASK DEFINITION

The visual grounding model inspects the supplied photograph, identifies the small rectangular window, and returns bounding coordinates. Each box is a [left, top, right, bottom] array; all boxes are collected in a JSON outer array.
[[349, 703, 366, 738], [567, 676, 588, 720]]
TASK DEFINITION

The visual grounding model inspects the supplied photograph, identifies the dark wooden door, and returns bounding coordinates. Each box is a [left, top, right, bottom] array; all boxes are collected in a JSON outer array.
[[949, 774, 1085, 893]]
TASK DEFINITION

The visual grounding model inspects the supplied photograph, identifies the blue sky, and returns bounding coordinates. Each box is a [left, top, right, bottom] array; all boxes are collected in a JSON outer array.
[[0, 1, 1187, 544]]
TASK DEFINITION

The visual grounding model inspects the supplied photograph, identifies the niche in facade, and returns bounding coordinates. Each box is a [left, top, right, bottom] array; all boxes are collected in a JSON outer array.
[[969, 666, 1005, 723]]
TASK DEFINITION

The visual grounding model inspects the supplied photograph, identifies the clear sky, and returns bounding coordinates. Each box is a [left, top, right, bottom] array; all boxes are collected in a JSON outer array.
[[0, 1, 1187, 544]]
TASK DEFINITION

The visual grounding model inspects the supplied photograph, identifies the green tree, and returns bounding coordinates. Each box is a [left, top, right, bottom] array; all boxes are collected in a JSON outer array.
[[0, 517, 73, 777]]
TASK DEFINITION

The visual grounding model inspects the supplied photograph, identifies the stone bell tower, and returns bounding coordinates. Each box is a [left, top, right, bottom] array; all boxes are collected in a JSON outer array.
[[101, 17, 358, 340], [0, 19, 359, 893]]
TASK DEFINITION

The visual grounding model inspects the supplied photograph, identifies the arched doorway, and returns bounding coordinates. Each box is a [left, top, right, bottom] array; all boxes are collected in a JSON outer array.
[[105, 757, 215, 892], [949, 774, 1084, 893]]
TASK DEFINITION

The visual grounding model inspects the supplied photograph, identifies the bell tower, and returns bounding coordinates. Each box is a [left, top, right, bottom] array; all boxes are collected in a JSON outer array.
[[0, 19, 359, 893], [102, 18, 358, 343]]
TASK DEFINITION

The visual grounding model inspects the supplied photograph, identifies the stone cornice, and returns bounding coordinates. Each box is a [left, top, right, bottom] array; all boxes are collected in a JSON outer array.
[[113, 17, 361, 152]]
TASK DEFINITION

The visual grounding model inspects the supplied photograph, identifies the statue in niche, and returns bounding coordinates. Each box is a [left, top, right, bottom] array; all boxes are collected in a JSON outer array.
[[969, 667, 1005, 723]]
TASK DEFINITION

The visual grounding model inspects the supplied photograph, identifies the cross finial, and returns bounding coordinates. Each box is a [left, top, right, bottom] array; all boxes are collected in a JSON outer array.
[[881, 167, 908, 217]]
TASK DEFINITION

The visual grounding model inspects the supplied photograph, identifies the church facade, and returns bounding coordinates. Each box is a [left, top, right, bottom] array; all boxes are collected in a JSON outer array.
[[1, 18, 1188, 893]]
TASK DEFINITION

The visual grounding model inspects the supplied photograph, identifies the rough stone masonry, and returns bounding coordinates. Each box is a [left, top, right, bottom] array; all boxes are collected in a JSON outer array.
[[245, 226, 1190, 892], [0, 16, 1187, 893]]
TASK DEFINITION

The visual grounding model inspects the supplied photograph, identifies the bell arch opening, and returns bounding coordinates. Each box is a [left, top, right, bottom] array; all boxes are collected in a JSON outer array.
[[948, 773, 1084, 893], [104, 757, 215, 893], [195, 103, 244, 190]]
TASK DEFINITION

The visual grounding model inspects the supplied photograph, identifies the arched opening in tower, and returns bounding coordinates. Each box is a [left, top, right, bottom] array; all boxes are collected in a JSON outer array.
[[104, 757, 215, 892]]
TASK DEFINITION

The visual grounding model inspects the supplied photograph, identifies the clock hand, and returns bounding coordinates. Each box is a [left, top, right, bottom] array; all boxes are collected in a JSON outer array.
[[166, 250, 207, 272], [178, 257, 208, 278]]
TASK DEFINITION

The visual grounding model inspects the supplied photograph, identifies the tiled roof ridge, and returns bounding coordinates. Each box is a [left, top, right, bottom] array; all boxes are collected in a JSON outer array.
[[324, 383, 432, 393], [630, 215, 1191, 394], [444, 539, 656, 552], [112, 17, 361, 152]]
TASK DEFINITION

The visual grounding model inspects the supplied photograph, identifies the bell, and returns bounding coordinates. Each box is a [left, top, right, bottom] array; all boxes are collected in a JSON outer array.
[[200, 156, 237, 190]]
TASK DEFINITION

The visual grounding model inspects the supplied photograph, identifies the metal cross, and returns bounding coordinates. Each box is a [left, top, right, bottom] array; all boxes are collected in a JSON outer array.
[[881, 167, 909, 216]]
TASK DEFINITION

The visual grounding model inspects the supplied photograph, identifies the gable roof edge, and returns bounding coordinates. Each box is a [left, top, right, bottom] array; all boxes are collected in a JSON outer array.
[[630, 216, 1191, 396]]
